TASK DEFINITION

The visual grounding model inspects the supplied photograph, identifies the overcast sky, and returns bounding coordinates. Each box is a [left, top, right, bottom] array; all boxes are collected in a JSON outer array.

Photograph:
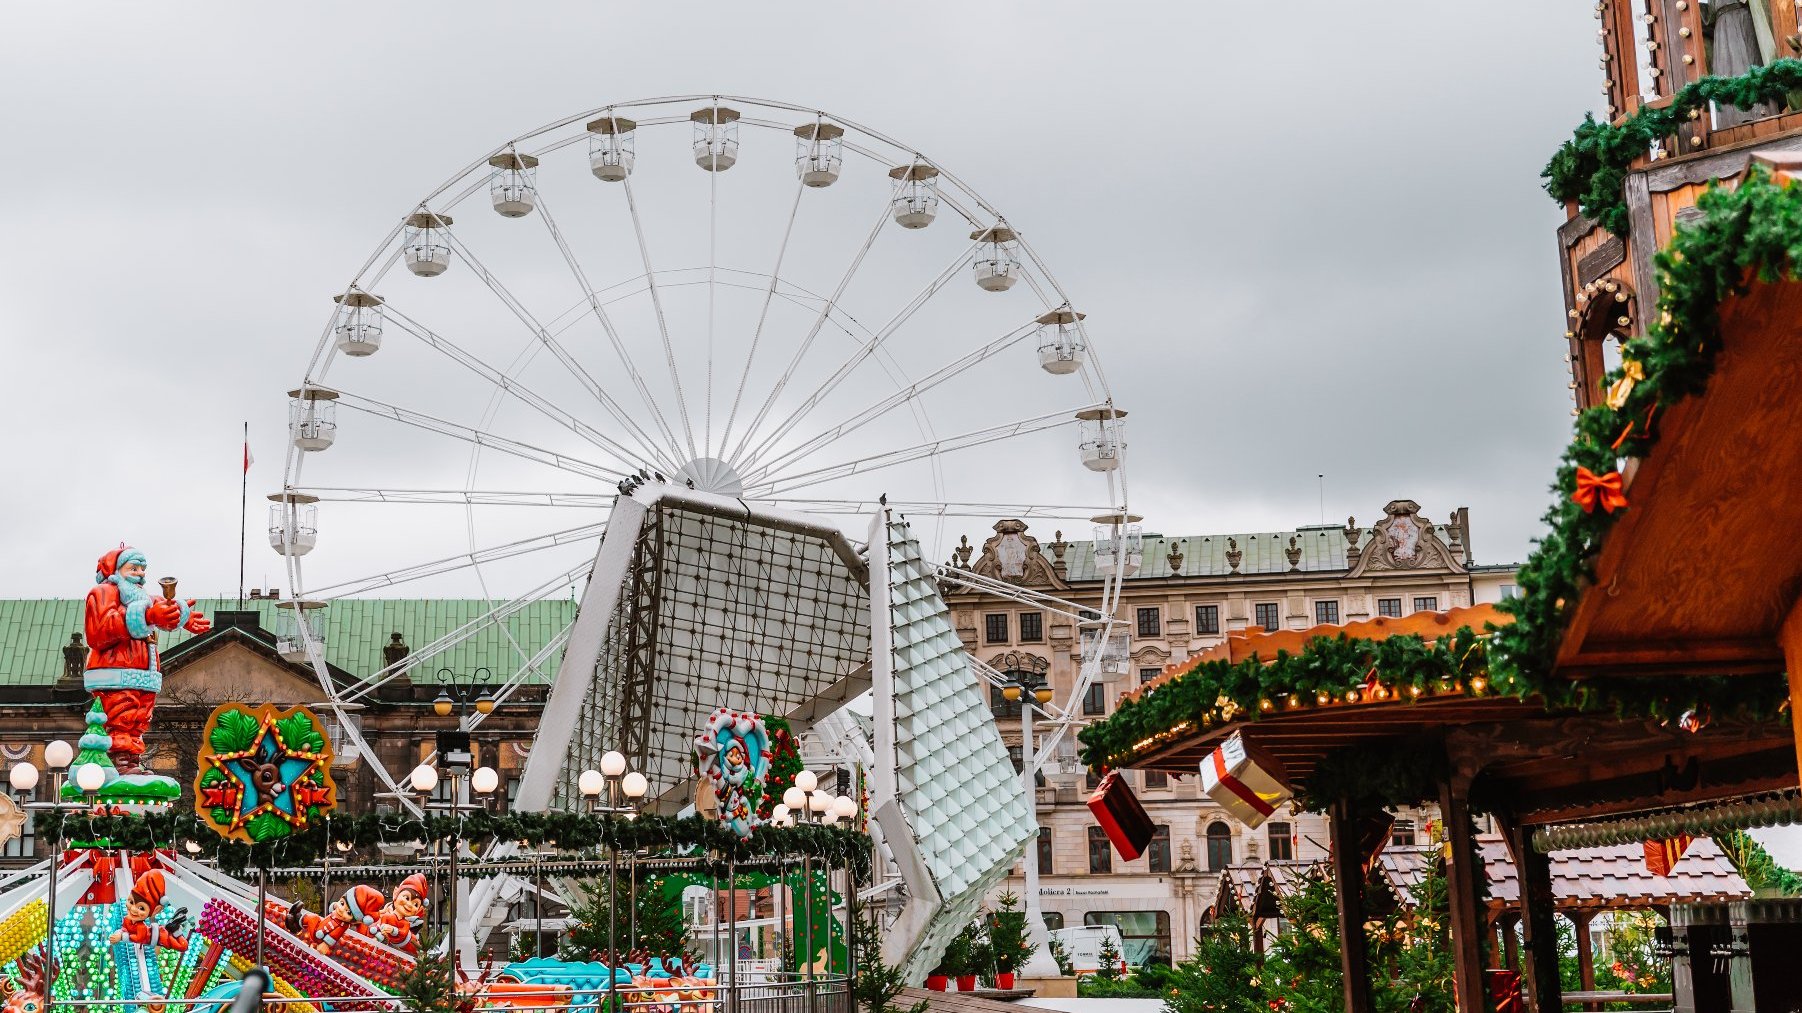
[[0, 2, 1602, 596]]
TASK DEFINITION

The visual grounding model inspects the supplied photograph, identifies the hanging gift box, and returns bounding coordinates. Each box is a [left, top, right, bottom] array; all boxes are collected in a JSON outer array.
[[1198, 733, 1292, 828], [1087, 769, 1154, 861]]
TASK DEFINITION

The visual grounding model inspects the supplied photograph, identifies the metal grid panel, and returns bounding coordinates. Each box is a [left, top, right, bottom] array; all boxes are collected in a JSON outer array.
[[882, 516, 1035, 978], [554, 500, 871, 809]]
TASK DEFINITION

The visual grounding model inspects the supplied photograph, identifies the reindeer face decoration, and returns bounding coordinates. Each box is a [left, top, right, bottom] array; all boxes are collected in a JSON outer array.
[[0, 946, 56, 1013]]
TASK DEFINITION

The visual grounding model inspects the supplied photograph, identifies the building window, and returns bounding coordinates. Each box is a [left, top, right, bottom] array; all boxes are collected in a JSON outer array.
[[1083, 911, 1172, 967], [1138, 667, 1162, 685], [1019, 612, 1044, 643], [1147, 825, 1171, 873], [1038, 827, 1054, 875], [985, 613, 1010, 644], [1392, 819, 1417, 847], [990, 683, 1021, 720], [1377, 597, 1403, 618], [1195, 604, 1220, 635], [1008, 744, 1024, 774], [2, 788, 33, 858], [1254, 602, 1281, 630], [1083, 683, 1107, 716], [1205, 821, 1233, 871], [1136, 607, 1161, 637], [1266, 821, 1294, 861], [1086, 769, 1102, 790], [1144, 767, 1168, 790], [1413, 596, 1439, 613], [1500, 584, 1518, 599], [1089, 826, 1113, 874], [1043, 912, 1064, 931], [1314, 600, 1340, 625]]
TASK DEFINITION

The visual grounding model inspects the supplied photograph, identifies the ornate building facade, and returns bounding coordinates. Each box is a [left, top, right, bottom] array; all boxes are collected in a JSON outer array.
[[943, 499, 1517, 964]]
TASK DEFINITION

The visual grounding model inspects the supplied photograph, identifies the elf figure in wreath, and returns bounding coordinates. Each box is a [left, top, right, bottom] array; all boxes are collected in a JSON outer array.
[[85, 545, 209, 778]]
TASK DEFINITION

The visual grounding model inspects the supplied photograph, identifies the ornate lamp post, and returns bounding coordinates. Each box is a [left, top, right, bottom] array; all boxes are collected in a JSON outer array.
[[1000, 654, 1057, 975], [407, 735, 501, 975], [8, 740, 80, 1013], [578, 751, 648, 987]]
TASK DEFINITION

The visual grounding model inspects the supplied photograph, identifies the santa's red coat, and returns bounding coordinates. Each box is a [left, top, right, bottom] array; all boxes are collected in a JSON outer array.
[[85, 582, 154, 677]]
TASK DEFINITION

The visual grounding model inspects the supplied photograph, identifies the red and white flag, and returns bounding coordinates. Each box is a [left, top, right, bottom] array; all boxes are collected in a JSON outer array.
[[244, 442, 254, 474]]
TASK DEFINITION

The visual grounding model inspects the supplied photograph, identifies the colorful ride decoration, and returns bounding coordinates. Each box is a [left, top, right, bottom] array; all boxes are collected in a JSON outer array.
[[74, 545, 210, 805], [0, 946, 54, 1013], [755, 717, 802, 823], [694, 709, 770, 838], [499, 957, 713, 1013], [193, 703, 336, 843]]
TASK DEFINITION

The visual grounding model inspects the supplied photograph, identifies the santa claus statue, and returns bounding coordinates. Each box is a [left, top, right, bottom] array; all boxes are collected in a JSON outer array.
[[85, 545, 209, 776]]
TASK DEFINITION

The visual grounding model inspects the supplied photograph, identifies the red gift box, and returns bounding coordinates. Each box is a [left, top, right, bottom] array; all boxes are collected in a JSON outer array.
[[1087, 770, 1154, 861]]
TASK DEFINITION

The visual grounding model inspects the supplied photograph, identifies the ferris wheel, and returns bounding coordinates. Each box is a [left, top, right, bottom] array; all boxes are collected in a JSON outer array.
[[272, 94, 1134, 798]]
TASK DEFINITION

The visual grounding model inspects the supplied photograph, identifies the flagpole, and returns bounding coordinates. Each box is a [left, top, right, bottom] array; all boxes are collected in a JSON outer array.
[[239, 421, 248, 609]]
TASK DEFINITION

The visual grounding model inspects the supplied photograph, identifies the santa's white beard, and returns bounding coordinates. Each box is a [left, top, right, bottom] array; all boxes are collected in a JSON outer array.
[[112, 573, 149, 605]]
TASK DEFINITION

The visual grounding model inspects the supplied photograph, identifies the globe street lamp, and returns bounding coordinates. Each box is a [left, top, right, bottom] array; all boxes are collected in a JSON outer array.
[[407, 731, 501, 976], [999, 653, 1057, 976], [578, 750, 650, 988], [8, 739, 79, 1013]]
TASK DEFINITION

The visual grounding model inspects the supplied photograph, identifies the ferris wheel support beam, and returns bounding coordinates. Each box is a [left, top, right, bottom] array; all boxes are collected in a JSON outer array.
[[382, 307, 659, 474], [749, 404, 1096, 499], [760, 497, 1110, 518], [734, 242, 976, 477], [718, 178, 806, 462], [747, 320, 1038, 480], [332, 391, 626, 483], [290, 487, 611, 509], [725, 193, 897, 469], [446, 228, 684, 475]]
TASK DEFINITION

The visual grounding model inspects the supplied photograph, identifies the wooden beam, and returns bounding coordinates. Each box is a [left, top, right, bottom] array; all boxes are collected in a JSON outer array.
[[1784, 598, 1802, 790], [1438, 775, 1489, 1013], [1499, 812, 1562, 1013], [1327, 798, 1375, 1013]]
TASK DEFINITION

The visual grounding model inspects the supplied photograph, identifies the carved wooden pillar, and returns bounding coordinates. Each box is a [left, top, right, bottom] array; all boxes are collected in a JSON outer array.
[[1601, 0, 1643, 122], [1327, 798, 1375, 1013], [1438, 776, 1490, 1013], [1499, 812, 1562, 1013], [1501, 912, 1521, 971]]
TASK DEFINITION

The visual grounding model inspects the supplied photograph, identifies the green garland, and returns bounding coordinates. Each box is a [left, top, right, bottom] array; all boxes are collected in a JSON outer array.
[[1076, 627, 1491, 771], [41, 808, 870, 879], [1490, 165, 1801, 722], [1543, 59, 1802, 236]]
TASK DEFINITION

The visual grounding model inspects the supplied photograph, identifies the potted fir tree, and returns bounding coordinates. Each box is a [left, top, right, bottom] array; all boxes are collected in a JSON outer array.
[[943, 922, 980, 992], [987, 891, 1033, 990]]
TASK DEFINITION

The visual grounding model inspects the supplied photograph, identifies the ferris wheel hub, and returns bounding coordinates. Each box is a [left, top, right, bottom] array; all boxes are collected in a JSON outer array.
[[675, 456, 746, 497]]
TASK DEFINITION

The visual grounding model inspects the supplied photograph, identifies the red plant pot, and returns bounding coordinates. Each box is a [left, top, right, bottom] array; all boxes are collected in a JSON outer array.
[[956, 975, 978, 992], [995, 972, 1016, 990], [926, 975, 948, 992]]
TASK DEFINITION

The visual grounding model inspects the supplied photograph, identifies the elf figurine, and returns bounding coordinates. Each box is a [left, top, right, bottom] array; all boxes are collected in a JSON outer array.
[[287, 885, 386, 955], [109, 870, 190, 951], [373, 874, 429, 953]]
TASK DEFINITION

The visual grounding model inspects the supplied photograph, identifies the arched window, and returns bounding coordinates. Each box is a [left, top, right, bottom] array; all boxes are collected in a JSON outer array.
[[1206, 821, 1233, 871]]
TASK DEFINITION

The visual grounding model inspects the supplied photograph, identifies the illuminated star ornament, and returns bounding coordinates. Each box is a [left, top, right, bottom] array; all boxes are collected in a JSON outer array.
[[194, 703, 338, 843]]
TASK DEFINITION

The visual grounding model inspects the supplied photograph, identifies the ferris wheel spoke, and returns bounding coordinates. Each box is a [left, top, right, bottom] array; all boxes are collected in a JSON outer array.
[[529, 191, 695, 468], [332, 390, 628, 484], [734, 242, 976, 476], [443, 226, 684, 474], [746, 404, 1095, 498], [383, 306, 666, 473], [288, 486, 612, 508], [300, 521, 605, 600], [747, 318, 1037, 480], [339, 561, 590, 704], [612, 178, 700, 463], [725, 192, 896, 469], [718, 178, 806, 462], [461, 623, 572, 733], [935, 564, 1106, 621]]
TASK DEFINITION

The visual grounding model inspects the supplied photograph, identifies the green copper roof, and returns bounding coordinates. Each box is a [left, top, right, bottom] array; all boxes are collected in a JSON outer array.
[[0, 598, 577, 688]]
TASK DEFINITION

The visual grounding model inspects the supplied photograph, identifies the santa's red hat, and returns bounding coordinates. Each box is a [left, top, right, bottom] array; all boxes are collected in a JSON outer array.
[[347, 885, 385, 924], [396, 873, 428, 899], [96, 545, 125, 584], [130, 870, 167, 909]]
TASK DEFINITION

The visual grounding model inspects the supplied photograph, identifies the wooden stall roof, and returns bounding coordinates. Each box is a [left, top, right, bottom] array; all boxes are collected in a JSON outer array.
[[1126, 604, 1511, 705], [1122, 606, 1549, 783], [1556, 276, 1802, 680], [1377, 838, 1749, 915]]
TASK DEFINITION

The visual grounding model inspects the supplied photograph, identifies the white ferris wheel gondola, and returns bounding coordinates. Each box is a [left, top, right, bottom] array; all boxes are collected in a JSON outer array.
[[692, 104, 740, 171], [971, 224, 1021, 292], [331, 289, 384, 357], [587, 114, 637, 182], [287, 386, 339, 452], [794, 120, 844, 187], [402, 210, 453, 277]]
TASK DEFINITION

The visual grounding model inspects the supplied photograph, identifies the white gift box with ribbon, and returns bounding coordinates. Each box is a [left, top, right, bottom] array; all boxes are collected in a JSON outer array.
[[1198, 732, 1293, 828]]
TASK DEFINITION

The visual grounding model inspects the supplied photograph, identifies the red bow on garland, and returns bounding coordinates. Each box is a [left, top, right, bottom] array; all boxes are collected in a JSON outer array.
[[1572, 466, 1628, 514]]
